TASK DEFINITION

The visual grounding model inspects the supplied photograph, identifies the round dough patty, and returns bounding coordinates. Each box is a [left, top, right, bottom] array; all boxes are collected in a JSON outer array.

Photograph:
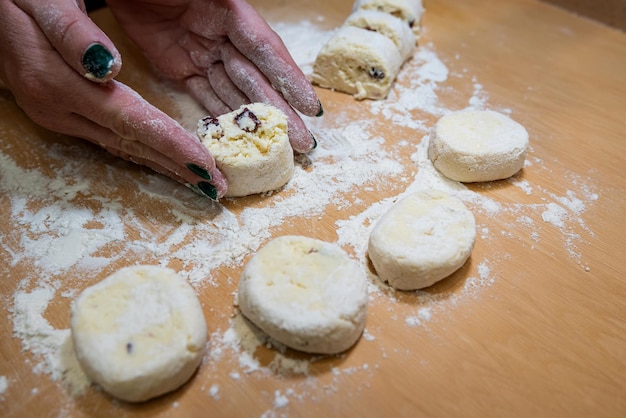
[[70, 266, 207, 402], [428, 110, 529, 182], [196, 103, 294, 197], [238, 235, 368, 354], [368, 190, 476, 290]]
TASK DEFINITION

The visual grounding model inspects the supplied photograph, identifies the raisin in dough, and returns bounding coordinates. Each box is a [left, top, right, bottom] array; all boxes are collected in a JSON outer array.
[[428, 110, 530, 182], [345, 9, 416, 60], [312, 26, 402, 100], [196, 103, 294, 197], [368, 190, 476, 290], [238, 236, 368, 354], [70, 266, 207, 402], [353, 0, 425, 36]]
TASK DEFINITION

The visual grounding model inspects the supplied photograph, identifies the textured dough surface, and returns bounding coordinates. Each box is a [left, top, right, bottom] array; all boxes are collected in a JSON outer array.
[[197, 103, 294, 197], [312, 26, 402, 100], [353, 0, 425, 36], [70, 266, 207, 402], [344, 9, 416, 60], [368, 190, 476, 290], [238, 235, 368, 354], [428, 110, 530, 182]]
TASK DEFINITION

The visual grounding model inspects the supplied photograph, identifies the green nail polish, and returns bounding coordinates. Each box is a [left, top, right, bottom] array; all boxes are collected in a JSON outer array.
[[197, 181, 218, 200], [309, 131, 318, 150], [82, 43, 114, 80], [186, 163, 212, 180], [316, 100, 324, 117]]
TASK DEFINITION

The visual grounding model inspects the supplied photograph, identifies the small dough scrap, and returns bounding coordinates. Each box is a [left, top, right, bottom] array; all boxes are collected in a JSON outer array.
[[70, 266, 207, 402], [312, 26, 402, 100], [368, 190, 476, 290], [353, 0, 425, 36], [344, 9, 416, 60], [196, 103, 294, 197], [238, 235, 368, 354], [428, 110, 530, 182]]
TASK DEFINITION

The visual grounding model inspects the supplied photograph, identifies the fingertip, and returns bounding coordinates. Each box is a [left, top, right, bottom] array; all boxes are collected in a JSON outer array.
[[187, 163, 228, 199], [290, 127, 317, 154]]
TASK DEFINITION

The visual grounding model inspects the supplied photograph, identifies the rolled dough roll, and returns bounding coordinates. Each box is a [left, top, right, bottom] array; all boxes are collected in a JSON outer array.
[[238, 235, 368, 354], [428, 110, 530, 182], [368, 190, 476, 290], [344, 9, 416, 60], [70, 266, 207, 402], [312, 26, 402, 100], [353, 0, 425, 36], [196, 103, 294, 197]]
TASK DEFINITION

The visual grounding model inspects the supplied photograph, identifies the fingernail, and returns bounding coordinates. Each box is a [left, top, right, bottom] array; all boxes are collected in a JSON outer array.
[[197, 181, 218, 200], [316, 100, 324, 117], [309, 131, 318, 150], [82, 43, 114, 81], [186, 163, 212, 180]]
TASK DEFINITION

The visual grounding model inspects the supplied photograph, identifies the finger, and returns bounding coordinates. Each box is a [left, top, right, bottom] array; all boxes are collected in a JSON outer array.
[[65, 80, 228, 198], [221, 45, 316, 153], [207, 62, 249, 110], [17, 0, 121, 82], [69, 111, 227, 200], [223, 2, 322, 117]]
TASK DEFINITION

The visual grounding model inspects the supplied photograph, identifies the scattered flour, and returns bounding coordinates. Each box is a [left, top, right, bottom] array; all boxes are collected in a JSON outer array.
[[208, 384, 220, 400], [0, 375, 7, 395], [0, 13, 601, 416]]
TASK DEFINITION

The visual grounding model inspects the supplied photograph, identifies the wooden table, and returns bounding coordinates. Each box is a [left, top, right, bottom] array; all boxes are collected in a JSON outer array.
[[1, 0, 625, 416]]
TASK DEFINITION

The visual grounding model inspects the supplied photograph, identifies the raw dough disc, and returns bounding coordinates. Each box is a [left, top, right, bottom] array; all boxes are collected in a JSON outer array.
[[344, 9, 416, 60], [238, 235, 368, 354], [196, 102, 294, 197], [353, 0, 425, 36], [312, 25, 402, 100], [428, 110, 529, 182], [368, 190, 476, 290], [70, 266, 207, 402]]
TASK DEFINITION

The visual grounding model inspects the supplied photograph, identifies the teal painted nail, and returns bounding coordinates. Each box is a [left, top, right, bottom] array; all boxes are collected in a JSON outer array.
[[186, 163, 212, 180], [315, 99, 324, 118], [309, 131, 318, 150], [197, 181, 218, 200], [316, 100, 324, 117], [82, 43, 114, 80]]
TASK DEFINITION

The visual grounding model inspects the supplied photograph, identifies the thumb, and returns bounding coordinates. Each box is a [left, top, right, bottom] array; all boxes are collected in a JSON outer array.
[[19, 0, 122, 82]]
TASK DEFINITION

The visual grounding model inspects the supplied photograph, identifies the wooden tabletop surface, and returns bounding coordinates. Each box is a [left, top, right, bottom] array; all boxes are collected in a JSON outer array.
[[1, 0, 625, 417]]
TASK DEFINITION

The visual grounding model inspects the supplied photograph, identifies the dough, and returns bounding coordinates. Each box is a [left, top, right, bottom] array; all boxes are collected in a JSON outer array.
[[70, 266, 207, 402], [368, 190, 476, 290], [196, 103, 294, 197], [312, 26, 403, 100], [238, 235, 368, 354], [428, 110, 530, 182], [344, 9, 416, 60], [353, 0, 425, 36]]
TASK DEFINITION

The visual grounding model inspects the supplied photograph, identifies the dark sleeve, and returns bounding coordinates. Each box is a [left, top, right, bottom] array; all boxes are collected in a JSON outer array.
[[85, 0, 107, 12]]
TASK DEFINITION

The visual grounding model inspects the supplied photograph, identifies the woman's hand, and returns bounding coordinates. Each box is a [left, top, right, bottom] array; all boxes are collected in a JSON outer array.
[[106, 0, 323, 153]]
